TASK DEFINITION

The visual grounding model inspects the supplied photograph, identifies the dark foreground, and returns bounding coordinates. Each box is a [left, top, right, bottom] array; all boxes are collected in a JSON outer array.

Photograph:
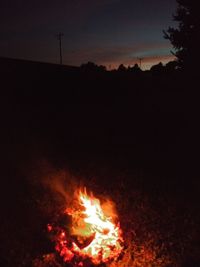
[[0, 57, 200, 267]]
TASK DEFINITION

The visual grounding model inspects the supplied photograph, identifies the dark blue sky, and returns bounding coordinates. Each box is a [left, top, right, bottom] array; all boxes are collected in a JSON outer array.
[[0, 0, 177, 69]]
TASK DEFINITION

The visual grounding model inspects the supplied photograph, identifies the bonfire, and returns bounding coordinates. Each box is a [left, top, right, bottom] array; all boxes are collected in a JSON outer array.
[[47, 188, 123, 266]]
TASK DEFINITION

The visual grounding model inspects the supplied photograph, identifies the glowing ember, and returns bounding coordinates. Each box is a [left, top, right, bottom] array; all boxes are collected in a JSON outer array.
[[48, 188, 123, 265]]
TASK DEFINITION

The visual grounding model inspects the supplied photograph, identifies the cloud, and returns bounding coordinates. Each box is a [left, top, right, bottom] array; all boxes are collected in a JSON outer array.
[[101, 54, 175, 70], [0, 0, 175, 68], [63, 41, 174, 69]]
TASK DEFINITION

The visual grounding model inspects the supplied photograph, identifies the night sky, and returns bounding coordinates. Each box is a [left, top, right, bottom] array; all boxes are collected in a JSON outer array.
[[0, 0, 177, 69]]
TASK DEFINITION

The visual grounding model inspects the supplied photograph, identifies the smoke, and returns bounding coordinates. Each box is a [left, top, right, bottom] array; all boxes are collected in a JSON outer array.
[[23, 159, 81, 219], [42, 169, 77, 204]]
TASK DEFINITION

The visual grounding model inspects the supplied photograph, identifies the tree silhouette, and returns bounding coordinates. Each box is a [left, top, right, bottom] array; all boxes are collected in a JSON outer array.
[[118, 64, 127, 72], [164, 0, 200, 71], [150, 62, 164, 74], [80, 62, 106, 71], [165, 60, 178, 72], [129, 63, 142, 73]]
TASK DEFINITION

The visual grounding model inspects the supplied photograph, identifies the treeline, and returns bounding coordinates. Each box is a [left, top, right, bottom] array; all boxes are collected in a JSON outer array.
[[80, 60, 178, 75]]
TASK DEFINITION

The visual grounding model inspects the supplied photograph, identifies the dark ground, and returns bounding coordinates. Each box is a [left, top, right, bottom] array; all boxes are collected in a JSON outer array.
[[0, 57, 200, 267]]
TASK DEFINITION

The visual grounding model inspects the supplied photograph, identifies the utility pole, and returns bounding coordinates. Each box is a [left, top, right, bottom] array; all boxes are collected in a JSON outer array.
[[56, 32, 64, 65], [138, 57, 143, 69]]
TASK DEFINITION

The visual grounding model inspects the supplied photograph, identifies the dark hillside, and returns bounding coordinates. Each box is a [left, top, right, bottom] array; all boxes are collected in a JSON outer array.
[[0, 57, 199, 267]]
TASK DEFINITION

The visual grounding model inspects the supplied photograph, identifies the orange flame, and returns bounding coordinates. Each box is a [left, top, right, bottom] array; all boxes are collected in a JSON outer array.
[[49, 188, 123, 265]]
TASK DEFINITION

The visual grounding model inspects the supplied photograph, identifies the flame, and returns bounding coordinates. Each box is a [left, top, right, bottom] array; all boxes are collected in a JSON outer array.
[[48, 188, 123, 265]]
